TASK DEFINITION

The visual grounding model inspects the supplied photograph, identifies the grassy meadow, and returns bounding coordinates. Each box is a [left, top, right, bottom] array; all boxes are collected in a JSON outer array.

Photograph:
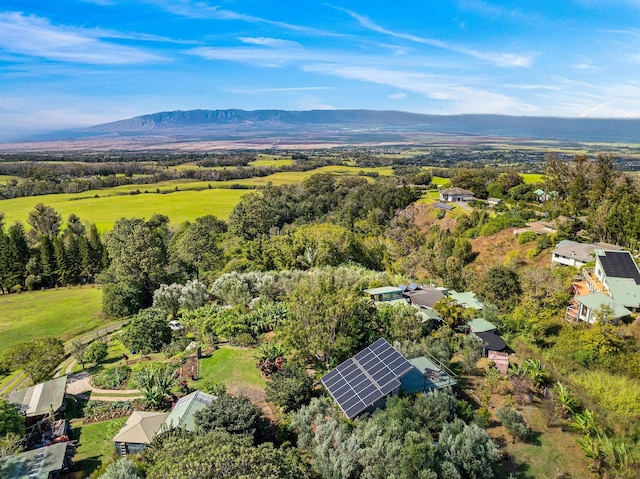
[[0, 286, 105, 355], [0, 165, 394, 230], [520, 173, 546, 184]]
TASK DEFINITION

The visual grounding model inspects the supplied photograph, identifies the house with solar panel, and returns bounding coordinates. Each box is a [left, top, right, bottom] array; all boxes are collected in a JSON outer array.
[[321, 338, 456, 419], [566, 249, 640, 323]]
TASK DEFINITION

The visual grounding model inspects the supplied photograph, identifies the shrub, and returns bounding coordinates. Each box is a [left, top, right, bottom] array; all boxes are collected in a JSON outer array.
[[517, 231, 538, 244], [233, 333, 256, 347], [91, 366, 132, 390], [497, 407, 531, 442], [85, 341, 109, 364], [265, 365, 313, 413]]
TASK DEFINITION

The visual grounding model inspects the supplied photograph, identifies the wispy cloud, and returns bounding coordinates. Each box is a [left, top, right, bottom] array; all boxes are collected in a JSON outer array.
[[330, 5, 533, 67], [143, 0, 345, 37], [457, 1, 543, 23], [227, 86, 331, 94], [388, 92, 407, 100], [239, 37, 301, 48], [303, 64, 538, 113], [0, 12, 164, 64]]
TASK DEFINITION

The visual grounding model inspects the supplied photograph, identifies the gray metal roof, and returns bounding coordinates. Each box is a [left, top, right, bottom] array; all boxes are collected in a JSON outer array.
[[1, 442, 69, 479], [8, 376, 67, 417]]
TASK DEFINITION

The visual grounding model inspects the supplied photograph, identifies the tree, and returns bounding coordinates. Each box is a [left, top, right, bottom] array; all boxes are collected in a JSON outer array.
[[98, 457, 142, 479], [437, 418, 500, 479], [101, 217, 170, 313], [102, 282, 145, 317], [3, 337, 65, 383], [132, 363, 177, 409], [169, 215, 226, 279], [434, 297, 467, 329], [152, 283, 183, 318], [459, 334, 484, 373], [376, 302, 423, 342], [85, 341, 109, 364], [497, 407, 531, 442], [194, 392, 264, 441], [122, 309, 172, 354], [179, 279, 209, 310], [142, 430, 309, 479], [0, 398, 25, 438], [475, 265, 522, 312], [27, 203, 62, 240], [265, 365, 313, 413], [70, 340, 88, 369]]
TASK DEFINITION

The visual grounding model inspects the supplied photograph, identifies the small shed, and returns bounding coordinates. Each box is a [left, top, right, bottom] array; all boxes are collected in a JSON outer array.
[[113, 411, 169, 456], [1, 442, 73, 479], [400, 356, 457, 394], [364, 286, 405, 303], [467, 318, 497, 334], [487, 197, 503, 206], [488, 351, 509, 374]]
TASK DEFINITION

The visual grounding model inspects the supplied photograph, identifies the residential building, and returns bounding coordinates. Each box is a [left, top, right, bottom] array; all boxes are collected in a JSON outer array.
[[8, 376, 67, 425], [113, 411, 169, 456], [551, 240, 623, 268], [159, 390, 215, 433], [1, 442, 74, 479], [439, 187, 475, 202]]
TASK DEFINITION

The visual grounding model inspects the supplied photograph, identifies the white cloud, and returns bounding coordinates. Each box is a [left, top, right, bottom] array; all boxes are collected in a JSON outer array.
[[239, 37, 301, 48], [388, 92, 407, 100], [0, 12, 164, 64], [331, 6, 533, 67]]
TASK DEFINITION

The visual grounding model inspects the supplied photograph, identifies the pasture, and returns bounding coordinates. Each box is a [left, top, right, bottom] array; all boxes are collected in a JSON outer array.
[[0, 286, 105, 355], [520, 173, 546, 184], [0, 165, 395, 230], [195, 346, 265, 390]]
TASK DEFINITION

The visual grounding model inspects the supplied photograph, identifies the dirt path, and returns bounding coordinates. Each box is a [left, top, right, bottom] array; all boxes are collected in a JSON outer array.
[[65, 371, 142, 402]]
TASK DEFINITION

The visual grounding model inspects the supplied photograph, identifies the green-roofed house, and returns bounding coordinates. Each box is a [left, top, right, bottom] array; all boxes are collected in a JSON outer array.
[[364, 286, 406, 304], [467, 318, 496, 333], [159, 390, 215, 433], [8, 376, 67, 424], [571, 293, 632, 324], [1, 442, 73, 479], [448, 291, 483, 310], [400, 355, 457, 394]]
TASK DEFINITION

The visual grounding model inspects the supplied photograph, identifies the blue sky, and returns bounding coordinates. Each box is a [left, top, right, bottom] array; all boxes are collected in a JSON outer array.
[[2, 0, 640, 139]]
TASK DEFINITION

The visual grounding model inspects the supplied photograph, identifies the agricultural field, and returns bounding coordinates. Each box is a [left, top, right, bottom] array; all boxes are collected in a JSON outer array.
[[0, 286, 105, 355], [0, 165, 395, 230], [520, 173, 546, 184]]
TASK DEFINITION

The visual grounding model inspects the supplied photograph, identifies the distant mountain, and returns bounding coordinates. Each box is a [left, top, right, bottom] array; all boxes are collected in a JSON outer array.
[[80, 109, 640, 144]]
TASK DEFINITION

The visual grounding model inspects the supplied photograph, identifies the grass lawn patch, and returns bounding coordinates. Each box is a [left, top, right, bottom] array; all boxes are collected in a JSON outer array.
[[194, 346, 265, 390], [249, 158, 294, 167], [432, 176, 449, 187], [0, 286, 105, 355], [72, 417, 126, 477]]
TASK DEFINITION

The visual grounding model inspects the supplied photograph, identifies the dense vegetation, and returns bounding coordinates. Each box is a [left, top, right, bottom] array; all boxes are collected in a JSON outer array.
[[2, 148, 640, 478]]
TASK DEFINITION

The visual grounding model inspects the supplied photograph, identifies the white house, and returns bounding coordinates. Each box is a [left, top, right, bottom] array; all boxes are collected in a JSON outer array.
[[439, 187, 475, 202]]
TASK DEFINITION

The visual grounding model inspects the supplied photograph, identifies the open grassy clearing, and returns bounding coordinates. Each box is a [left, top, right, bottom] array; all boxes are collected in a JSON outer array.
[[194, 346, 265, 390], [0, 187, 249, 231], [0, 175, 19, 184], [0, 286, 105, 355], [431, 176, 449, 187], [71, 417, 125, 477], [248, 157, 294, 167], [520, 173, 546, 184], [0, 165, 394, 229]]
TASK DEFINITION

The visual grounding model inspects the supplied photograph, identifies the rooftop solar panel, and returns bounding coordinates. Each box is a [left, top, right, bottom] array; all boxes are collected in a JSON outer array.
[[408, 283, 418, 291], [599, 251, 640, 285], [320, 338, 413, 419]]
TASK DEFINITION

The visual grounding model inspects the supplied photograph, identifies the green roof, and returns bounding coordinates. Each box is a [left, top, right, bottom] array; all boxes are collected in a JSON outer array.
[[364, 286, 404, 295], [448, 291, 483, 310], [8, 376, 67, 417], [576, 293, 631, 319], [468, 318, 496, 333], [160, 390, 215, 433], [2, 442, 69, 479], [415, 308, 442, 322]]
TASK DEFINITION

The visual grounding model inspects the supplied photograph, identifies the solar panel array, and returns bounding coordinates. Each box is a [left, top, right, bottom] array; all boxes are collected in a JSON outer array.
[[321, 338, 414, 419], [600, 251, 640, 285]]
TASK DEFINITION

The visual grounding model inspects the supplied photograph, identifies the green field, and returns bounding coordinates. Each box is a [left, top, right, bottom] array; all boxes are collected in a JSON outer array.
[[0, 286, 105, 355], [249, 158, 294, 167], [0, 165, 395, 230], [520, 173, 546, 184], [195, 346, 265, 390], [0, 175, 19, 184], [432, 176, 449, 187]]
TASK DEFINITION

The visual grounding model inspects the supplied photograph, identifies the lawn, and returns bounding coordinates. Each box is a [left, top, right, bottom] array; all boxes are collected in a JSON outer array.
[[431, 176, 450, 187], [195, 346, 265, 390], [72, 417, 126, 477], [0, 286, 105, 355]]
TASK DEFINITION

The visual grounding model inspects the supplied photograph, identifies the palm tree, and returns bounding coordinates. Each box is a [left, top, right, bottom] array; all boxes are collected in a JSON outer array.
[[133, 364, 177, 409]]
